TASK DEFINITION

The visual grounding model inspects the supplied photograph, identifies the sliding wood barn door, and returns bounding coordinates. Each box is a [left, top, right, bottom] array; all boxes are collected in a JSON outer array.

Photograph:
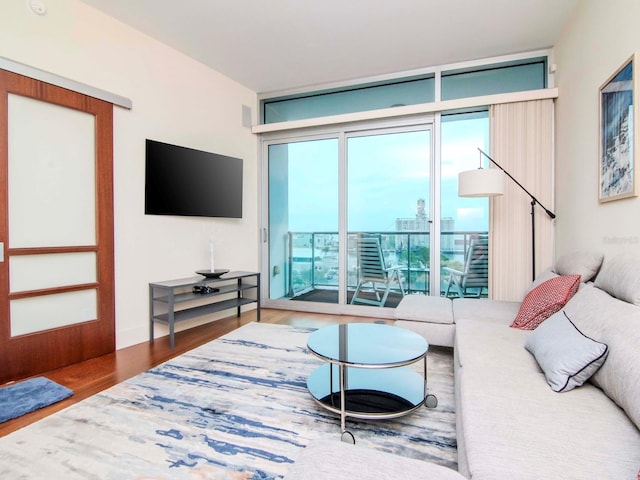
[[0, 69, 115, 383]]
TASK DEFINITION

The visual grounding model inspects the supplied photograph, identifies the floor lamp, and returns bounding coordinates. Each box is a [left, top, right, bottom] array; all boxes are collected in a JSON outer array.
[[458, 148, 556, 281]]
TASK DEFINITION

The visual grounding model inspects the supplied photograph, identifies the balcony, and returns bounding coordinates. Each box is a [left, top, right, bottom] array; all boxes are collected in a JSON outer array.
[[278, 230, 488, 306]]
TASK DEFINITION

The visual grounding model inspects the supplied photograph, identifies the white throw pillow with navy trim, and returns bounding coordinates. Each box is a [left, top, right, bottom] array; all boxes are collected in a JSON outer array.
[[525, 310, 608, 392]]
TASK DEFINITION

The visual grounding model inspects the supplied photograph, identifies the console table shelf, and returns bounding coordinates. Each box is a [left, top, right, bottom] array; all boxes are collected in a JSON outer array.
[[149, 271, 260, 349], [152, 283, 256, 304]]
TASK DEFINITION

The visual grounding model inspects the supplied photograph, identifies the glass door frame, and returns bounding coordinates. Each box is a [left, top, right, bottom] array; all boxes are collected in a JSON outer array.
[[343, 123, 437, 304], [260, 115, 437, 316], [261, 130, 342, 314]]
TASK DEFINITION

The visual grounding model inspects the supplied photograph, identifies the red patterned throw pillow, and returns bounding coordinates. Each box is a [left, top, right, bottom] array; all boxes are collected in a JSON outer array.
[[511, 275, 581, 330]]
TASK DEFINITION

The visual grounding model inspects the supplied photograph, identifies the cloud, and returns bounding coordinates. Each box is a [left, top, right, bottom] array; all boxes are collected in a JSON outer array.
[[455, 207, 487, 230]]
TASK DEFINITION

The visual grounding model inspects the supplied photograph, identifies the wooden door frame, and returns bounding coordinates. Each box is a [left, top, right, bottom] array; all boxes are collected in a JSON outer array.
[[0, 69, 115, 383]]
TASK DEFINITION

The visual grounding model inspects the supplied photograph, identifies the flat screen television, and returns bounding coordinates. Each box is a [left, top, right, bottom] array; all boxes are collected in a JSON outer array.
[[145, 139, 243, 218]]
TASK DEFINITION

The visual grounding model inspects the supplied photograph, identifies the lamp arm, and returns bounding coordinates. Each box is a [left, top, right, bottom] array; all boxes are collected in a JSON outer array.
[[478, 148, 556, 219]]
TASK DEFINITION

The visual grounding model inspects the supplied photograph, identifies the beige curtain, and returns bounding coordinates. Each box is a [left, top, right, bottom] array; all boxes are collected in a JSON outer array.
[[489, 100, 555, 301]]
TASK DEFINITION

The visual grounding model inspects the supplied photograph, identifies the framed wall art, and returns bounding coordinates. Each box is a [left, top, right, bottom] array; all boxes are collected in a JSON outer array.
[[599, 54, 638, 202]]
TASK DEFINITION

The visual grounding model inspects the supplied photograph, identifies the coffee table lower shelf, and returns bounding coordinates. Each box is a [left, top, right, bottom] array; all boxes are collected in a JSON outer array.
[[307, 364, 428, 421]]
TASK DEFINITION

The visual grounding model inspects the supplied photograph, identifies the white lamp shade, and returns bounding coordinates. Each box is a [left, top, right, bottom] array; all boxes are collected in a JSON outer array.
[[458, 168, 506, 197]]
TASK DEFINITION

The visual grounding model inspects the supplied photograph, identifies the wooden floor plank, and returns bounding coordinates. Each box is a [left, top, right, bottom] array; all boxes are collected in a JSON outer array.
[[0, 309, 389, 438]]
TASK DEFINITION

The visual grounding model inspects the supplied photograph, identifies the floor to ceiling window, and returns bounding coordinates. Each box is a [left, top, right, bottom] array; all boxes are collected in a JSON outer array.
[[346, 128, 432, 305], [267, 138, 339, 303], [260, 53, 546, 311], [265, 117, 439, 309], [439, 111, 490, 297], [263, 113, 490, 311]]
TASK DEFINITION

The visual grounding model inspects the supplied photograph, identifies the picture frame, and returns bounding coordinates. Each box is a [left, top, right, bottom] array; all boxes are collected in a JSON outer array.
[[599, 54, 638, 202]]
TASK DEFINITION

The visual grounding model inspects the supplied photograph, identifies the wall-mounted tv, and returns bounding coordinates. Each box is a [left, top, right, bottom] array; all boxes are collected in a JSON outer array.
[[145, 139, 243, 219]]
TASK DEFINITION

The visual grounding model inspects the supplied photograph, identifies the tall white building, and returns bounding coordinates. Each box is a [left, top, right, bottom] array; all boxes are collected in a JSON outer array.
[[395, 199, 454, 251]]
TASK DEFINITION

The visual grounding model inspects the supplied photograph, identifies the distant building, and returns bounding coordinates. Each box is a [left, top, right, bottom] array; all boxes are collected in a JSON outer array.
[[395, 199, 454, 251]]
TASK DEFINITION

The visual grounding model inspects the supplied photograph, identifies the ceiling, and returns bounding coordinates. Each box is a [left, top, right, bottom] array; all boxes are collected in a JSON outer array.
[[79, 0, 579, 94]]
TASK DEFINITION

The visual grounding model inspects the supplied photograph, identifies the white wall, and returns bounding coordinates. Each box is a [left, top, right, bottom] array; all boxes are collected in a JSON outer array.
[[554, 0, 640, 259], [0, 0, 259, 348]]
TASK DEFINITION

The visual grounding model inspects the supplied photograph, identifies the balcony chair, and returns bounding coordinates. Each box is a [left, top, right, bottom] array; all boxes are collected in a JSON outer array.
[[444, 236, 489, 298], [350, 235, 405, 307]]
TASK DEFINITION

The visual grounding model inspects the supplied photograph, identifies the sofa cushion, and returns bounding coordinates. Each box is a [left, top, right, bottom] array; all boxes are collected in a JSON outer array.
[[594, 253, 640, 305], [394, 320, 455, 348], [525, 310, 608, 392], [452, 298, 521, 325], [457, 356, 640, 480], [563, 282, 640, 430], [555, 251, 604, 282], [455, 317, 536, 371], [394, 295, 453, 324], [456, 317, 640, 480], [511, 275, 581, 330]]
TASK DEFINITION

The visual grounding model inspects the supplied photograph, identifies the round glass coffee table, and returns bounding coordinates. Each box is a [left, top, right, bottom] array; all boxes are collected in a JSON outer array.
[[306, 323, 438, 443]]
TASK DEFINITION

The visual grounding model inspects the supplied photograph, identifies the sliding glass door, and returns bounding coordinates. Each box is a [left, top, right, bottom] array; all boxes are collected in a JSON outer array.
[[346, 128, 432, 306], [267, 138, 339, 303], [262, 113, 489, 312]]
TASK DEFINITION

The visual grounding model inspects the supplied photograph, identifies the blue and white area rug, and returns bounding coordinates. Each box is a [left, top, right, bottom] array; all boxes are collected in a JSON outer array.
[[0, 322, 456, 479]]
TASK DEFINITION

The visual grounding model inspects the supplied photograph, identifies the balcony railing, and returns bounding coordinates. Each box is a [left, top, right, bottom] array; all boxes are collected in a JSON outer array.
[[285, 230, 488, 298]]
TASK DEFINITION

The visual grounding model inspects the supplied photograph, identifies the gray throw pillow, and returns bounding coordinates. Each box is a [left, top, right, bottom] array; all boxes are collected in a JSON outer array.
[[524, 267, 559, 297], [524, 310, 608, 392], [555, 251, 604, 282], [593, 253, 640, 305]]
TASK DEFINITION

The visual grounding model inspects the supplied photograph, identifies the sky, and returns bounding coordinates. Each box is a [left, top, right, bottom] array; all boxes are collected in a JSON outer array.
[[273, 114, 490, 234]]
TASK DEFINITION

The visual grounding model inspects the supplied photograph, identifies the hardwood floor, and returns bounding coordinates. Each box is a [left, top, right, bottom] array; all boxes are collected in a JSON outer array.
[[0, 309, 390, 438]]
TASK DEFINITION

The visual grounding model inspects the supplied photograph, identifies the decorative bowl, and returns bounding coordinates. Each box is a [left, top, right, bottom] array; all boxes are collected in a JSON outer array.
[[196, 269, 230, 279]]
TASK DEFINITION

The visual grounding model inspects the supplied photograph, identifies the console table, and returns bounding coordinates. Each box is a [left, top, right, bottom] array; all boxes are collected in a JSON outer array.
[[149, 271, 260, 349]]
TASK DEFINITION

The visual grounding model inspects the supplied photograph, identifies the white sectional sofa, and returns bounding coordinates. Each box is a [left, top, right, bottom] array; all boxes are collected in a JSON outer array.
[[286, 252, 640, 479]]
